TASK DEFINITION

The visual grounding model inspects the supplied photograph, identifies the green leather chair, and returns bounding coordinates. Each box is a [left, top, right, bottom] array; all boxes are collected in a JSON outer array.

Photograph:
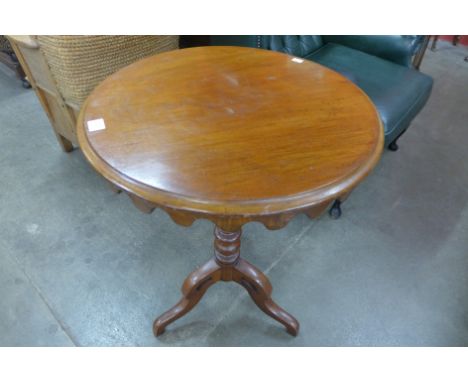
[[210, 35, 433, 152]]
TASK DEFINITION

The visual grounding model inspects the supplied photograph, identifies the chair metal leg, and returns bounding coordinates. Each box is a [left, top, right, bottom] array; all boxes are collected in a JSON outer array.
[[388, 141, 399, 151], [329, 200, 342, 219], [413, 36, 430, 70]]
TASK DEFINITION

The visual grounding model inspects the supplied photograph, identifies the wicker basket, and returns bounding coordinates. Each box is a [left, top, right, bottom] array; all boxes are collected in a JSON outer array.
[[7, 35, 179, 151], [36, 35, 179, 107]]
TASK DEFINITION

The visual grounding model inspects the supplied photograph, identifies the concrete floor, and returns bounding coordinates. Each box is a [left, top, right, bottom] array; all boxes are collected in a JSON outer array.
[[0, 41, 467, 346]]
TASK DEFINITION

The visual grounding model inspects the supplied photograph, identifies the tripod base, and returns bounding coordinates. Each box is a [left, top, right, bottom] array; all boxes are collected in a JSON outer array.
[[153, 227, 299, 337]]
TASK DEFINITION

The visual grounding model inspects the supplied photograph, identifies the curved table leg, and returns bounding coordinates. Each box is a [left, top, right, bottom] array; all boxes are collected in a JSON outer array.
[[233, 258, 299, 336], [153, 258, 221, 336], [153, 226, 299, 337]]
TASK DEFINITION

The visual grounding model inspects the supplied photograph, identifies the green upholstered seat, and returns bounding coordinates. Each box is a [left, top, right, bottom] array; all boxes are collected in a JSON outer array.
[[308, 43, 433, 144]]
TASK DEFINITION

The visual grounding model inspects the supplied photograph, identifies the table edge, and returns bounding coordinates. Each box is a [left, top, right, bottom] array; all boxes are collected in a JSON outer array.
[[76, 48, 384, 218]]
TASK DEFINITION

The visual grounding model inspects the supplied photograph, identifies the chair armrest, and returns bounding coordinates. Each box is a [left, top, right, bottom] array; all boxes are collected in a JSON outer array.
[[322, 35, 424, 67]]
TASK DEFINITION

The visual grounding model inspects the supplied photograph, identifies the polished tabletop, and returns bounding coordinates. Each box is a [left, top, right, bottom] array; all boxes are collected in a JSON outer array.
[[78, 46, 383, 215]]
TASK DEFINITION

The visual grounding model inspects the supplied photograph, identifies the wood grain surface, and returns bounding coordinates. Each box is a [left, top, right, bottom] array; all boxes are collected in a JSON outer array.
[[78, 46, 383, 219]]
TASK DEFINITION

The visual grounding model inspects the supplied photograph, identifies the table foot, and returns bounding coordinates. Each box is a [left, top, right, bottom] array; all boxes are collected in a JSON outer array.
[[153, 227, 299, 337], [153, 258, 221, 336], [233, 258, 299, 336]]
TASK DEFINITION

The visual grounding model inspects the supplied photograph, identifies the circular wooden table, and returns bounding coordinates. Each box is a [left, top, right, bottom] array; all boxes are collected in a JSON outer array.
[[77, 46, 383, 337]]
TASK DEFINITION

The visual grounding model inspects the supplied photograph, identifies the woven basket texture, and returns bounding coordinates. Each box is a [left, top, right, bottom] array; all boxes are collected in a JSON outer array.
[[36, 35, 179, 107]]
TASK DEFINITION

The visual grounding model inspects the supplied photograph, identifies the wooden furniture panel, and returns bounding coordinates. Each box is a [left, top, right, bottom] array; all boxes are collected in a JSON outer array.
[[8, 36, 76, 150]]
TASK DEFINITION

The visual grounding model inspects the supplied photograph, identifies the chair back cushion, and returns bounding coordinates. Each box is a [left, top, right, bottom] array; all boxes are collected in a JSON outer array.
[[262, 35, 323, 57]]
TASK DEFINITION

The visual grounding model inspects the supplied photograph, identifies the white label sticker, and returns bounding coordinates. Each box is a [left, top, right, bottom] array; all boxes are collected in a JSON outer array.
[[87, 118, 106, 132], [291, 57, 304, 64]]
